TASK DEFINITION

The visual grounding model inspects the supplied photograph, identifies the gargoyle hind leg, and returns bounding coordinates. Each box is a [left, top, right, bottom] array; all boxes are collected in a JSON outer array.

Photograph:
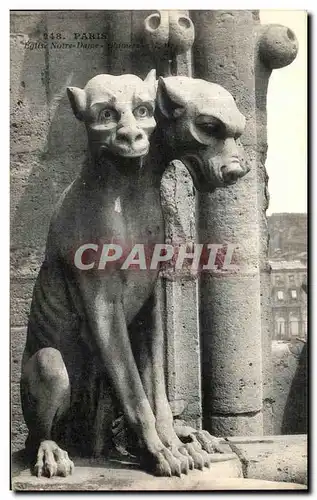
[[20, 347, 74, 477], [139, 281, 226, 470]]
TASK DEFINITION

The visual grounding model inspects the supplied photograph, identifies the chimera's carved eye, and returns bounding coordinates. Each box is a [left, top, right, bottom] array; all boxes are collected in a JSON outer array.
[[134, 105, 150, 118], [100, 108, 117, 122], [197, 122, 223, 137], [195, 116, 225, 139], [200, 123, 219, 134]]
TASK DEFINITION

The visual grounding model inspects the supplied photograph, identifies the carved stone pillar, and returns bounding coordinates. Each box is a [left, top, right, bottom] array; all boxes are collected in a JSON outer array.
[[255, 22, 298, 433], [191, 10, 298, 436], [191, 10, 263, 436], [145, 10, 201, 427], [160, 162, 201, 426]]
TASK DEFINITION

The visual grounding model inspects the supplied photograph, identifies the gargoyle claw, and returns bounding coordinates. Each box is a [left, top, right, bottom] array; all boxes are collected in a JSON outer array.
[[33, 440, 74, 478]]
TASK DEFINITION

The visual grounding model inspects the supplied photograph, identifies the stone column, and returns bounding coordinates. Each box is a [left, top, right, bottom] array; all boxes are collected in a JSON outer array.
[[191, 10, 299, 436], [191, 10, 263, 436], [144, 10, 201, 427], [255, 23, 298, 433]]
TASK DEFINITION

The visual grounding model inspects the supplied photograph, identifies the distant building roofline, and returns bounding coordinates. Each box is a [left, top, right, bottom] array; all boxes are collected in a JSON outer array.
[[268, 212, 307, 216], [269, 260, 307, 270]]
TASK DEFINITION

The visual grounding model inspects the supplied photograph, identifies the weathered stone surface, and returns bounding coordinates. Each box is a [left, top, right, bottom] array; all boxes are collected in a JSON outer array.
[[12, 455, 306, 491], [160, 162, 196, 250], [11, 327, 27, 383], [10, 10, 304, 471], [10, 11, 46, 34], [211, 413, 264, 437], [272, 341, 307, 435], [191, 10, 300, 436], [191, 10, 263, 436], [10, 33, 49, 154], [11, 383, 28, 453], [226, 434, 307, 485], [156, 75, 249, 428], [255, 47, 273, 430], [11, 280, 35, 327], [11, 103, 50, 155], [45, 11, 109, 154], [258, 24, 298, 70], [272, 341, 299, 435], [10, 249, 44, 280], [163, 278, 201, 425], [260, 271, 274, 434], [11, 327, 29, 450], [144, 10, 194, 56], [254, 22, 299, 434], [201, 274, 262, 415], [11, 151, 85, 252]]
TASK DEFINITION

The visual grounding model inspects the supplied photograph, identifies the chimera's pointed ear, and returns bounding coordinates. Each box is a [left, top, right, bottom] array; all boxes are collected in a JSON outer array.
[[156, 77, 185, 119], [144, 69, 156, 98], [67, 87, 87, 121], [144, 68, 156, 84]]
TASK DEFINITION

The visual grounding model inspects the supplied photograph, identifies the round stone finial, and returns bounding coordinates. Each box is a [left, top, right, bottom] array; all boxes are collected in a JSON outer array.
[[144, 10, 195, 56], [168, 11, 195, 55], [258, 24, 299, 70], [144, 11, 169, 52]]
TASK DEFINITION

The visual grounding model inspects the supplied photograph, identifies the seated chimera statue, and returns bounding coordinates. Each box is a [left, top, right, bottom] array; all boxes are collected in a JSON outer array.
[[20, 70, 248, 478]]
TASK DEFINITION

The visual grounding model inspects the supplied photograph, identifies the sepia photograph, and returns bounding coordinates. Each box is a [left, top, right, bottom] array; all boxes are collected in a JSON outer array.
[[10, 8, 308, 491]]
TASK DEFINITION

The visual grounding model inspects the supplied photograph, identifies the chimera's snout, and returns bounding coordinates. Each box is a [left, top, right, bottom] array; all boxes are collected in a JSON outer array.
[[220, 138, 245, 184], [116, 126, 145, 146], [221, 161, 245, 184]]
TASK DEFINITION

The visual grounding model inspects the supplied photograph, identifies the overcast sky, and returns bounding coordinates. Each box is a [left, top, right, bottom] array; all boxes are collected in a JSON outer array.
[[260, 10, 307, 215]]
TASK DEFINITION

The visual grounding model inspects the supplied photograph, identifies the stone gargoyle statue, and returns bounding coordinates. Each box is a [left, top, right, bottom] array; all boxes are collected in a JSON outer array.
[[20, 70, 248, 478], [155, 75, 247, 189]]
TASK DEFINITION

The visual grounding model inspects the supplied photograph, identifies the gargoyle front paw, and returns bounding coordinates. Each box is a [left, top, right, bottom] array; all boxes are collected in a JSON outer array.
[[174, 423, 226, 454], [168, 446, 193, 475], [182, 440, 211, 470], [141, 446, 184, 477], [194, 429, 224, 454], [33, 440, 74, 478]]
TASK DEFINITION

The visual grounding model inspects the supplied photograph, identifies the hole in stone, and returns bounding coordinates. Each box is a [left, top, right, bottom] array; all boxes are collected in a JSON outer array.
[[178, 17, 191, 29], [287, 28, 295, 41], [148, 14, 160, 30], [181, 435, 194, 444]]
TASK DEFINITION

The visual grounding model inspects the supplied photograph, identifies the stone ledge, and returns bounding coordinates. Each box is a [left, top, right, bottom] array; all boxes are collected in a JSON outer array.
[[225, 434, 307, 485], [12, 454, 244, 491], [11, 440, 307, 491], [12, 460, 306, 492]]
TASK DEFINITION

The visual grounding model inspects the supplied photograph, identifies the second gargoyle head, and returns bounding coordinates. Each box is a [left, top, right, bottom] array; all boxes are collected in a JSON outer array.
[[156, 76, 250, 191]]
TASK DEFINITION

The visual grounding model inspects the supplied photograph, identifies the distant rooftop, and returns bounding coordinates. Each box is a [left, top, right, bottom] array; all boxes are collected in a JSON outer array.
[[269, 260, 307, 271], [268, 213, 307, 262]]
